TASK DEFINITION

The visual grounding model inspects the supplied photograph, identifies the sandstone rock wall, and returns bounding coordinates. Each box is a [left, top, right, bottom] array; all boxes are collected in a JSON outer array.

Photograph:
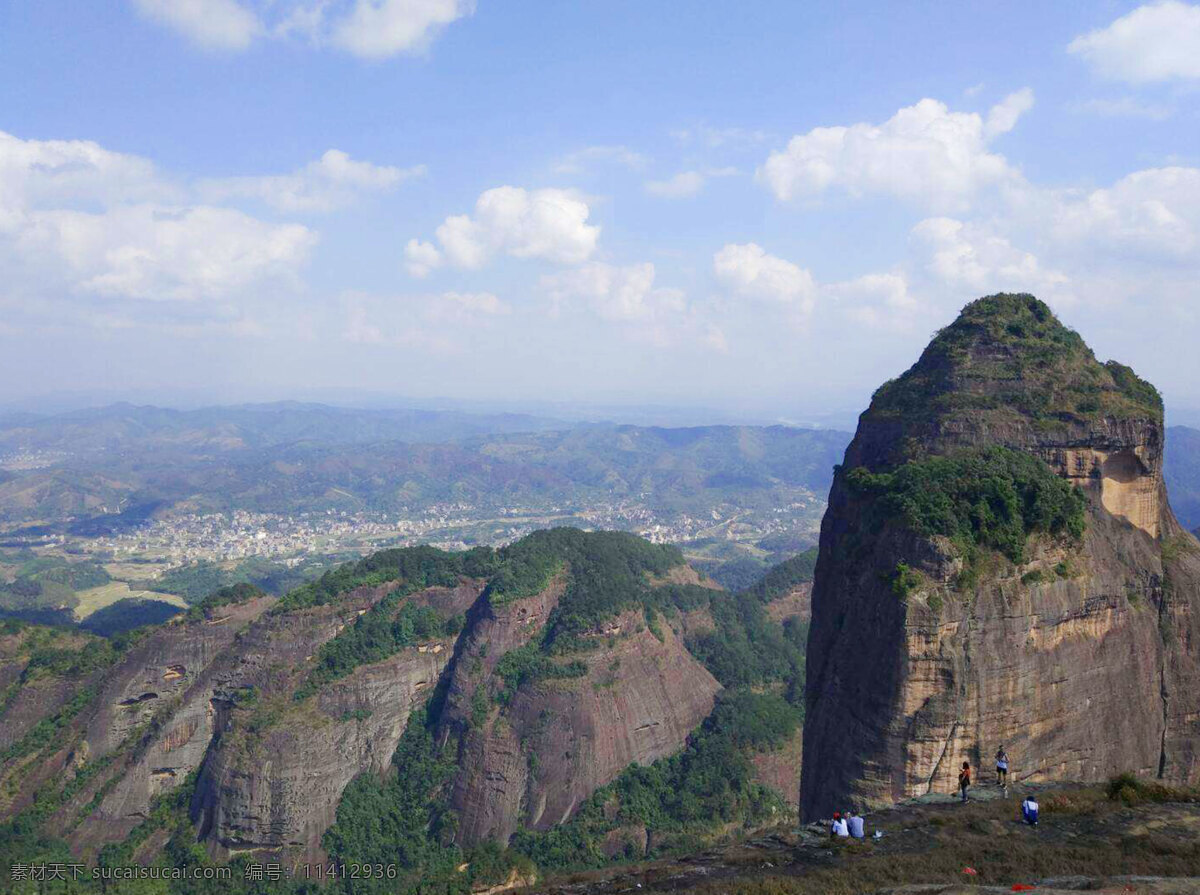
[[49, 579, 484, 860], [188, 579, 484, 861], [439, 588, 720, 845], [194, 645, 453, 859], [802, 421, 1200, 820], [801, 298, 1200, 821]]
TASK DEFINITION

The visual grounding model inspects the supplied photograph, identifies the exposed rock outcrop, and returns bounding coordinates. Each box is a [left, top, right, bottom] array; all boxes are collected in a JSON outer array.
[[438, 579, 721, 845], [802, 294, 1200, 820], [189, 578, 483, 861], [2, 535, 729, 867]]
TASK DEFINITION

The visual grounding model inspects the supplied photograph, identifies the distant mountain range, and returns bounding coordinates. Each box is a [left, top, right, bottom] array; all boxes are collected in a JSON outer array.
[[1, 404, 1197, 536], [0, 401, 572, 455], [0, 403, 852, 536]]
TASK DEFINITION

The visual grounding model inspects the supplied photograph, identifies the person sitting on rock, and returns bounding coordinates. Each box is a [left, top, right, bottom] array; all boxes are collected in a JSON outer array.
[[848, 810, 865, 839], [996, 746, 1010, 786], [958, 762, 971, 803], [830, 812, 849, 837], [1021, 795, 1039, 827]]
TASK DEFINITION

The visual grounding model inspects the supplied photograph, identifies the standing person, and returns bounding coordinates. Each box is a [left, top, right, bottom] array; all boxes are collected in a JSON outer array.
[[996, 746, 1010, 787], [958, 762, 971, 803], [848, 809, 865, 839], [1021, 795, 1039, 826]]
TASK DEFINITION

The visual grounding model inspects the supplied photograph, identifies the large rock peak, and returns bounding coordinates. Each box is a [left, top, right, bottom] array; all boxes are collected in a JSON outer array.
[[801, 294, 1200, 822], [853, 293, 1166, 535]]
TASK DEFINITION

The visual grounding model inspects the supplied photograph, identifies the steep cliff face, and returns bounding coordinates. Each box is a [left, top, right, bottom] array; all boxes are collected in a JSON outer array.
[[0, 574, 485, 862], [436, 581, 720, 846], [0, 595, 272, 829], [188, 579, 484, 861], [802, 294, 1200, 820]]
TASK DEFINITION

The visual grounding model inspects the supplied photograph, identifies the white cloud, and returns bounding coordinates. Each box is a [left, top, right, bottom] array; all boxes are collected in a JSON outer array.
[[1046, 167, 1200, 261], [757, 92, 1033, 211], [644, 167, 737, 199], [411, 186, 600, 272], [540, 261, 716, 349], [16, 205, 316, 301], [343, 301, 387, 345], [984, 87, 1034, 139], [201, 149, 424, 212], [404, 238, 443, 277], [130, 0, 474, 58], [0, 129, 175, 213], [131, 0, 261, 50], [834, 273, 919, 329], [1068, 1, 1200, 83], [553, 145, 646, 175], [542, 262, 684, 322], [911, 217, 1070, 298], [0, 129, 316, 302], [713, 243, 816, 315], [331, 0, 475, 59]]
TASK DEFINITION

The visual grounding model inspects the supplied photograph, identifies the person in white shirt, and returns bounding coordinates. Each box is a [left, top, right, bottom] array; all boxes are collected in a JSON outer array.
[[1021, 796, 1039, 826], [830, 812, 850, 837], [996, 746, 1010, 786]]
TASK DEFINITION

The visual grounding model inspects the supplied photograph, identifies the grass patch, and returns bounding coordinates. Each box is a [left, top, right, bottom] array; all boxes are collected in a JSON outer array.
[[1107, 772, 1200, 805]]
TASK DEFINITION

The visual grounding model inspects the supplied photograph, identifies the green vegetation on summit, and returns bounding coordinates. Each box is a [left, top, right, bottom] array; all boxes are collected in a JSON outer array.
[[492, 528, 682, 643], [0, 621, 148, 765], [287, 531, 682, 699], [869, 293, 1163, 429], [274, 545, 496, 613], [0, 526, 813, 893]]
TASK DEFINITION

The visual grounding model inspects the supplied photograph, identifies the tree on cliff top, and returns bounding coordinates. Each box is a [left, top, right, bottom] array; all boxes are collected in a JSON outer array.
[[868, 293, 1163, 432]]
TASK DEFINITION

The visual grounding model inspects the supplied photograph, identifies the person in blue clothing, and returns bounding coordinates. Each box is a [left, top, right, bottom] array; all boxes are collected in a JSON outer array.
[[1021, 795, 1039, 826], [848, 809, 865, 839]]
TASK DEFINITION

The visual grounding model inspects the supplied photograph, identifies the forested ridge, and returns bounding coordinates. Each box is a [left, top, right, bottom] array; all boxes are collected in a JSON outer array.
[[0, 529, 814, 894]]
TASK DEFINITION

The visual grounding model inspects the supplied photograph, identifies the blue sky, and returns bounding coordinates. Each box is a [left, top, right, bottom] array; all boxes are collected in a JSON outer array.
[[1, 1, 1199, 422]]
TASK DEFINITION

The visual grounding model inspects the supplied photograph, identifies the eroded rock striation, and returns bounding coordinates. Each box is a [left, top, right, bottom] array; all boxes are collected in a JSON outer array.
[[802, 294, 1200, 820], [1, 531, 739, 868]]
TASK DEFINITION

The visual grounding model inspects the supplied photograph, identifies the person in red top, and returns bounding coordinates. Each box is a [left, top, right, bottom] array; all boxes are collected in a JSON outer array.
[[958, 762, 971, 803]]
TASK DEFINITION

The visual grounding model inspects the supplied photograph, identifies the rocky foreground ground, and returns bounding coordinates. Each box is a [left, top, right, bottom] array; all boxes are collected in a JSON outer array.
[[526, 782, 1200, 895]]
